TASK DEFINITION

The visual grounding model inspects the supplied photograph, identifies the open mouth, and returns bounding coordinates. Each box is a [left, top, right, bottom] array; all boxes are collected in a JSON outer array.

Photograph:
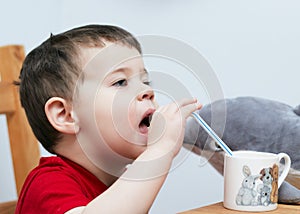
[[140, 115, 151, 127], [138, 110, 154, 134]]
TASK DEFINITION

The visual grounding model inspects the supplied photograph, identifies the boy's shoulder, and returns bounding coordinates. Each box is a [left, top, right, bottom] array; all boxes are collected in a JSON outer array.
[[27, 156, 103, 186], [21, 156, 108, 196], [16, 156, 108, 213]]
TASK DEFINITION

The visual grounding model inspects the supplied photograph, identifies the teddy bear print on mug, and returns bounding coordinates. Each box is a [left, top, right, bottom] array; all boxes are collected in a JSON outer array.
[[270, 164, 279, 203], [258, 167, 273, 206], [258, 185, 272, 206], [236, 164, 279, 206], [258, 164, 279, 204]]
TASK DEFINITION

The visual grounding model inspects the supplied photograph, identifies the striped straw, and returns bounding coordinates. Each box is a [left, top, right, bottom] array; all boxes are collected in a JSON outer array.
[[191, 112, 233, 156]]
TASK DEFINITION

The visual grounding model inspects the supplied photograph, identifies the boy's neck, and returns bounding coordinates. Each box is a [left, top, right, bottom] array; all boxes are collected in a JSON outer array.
[[54, 136, 119, 186]]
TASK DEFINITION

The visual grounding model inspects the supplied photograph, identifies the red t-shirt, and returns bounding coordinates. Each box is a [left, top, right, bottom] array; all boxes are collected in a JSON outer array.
[[15, 156, 108, 214]]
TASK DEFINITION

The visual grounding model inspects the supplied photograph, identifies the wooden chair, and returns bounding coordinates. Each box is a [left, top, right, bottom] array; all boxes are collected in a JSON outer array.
[[0, 45, 40, 214]]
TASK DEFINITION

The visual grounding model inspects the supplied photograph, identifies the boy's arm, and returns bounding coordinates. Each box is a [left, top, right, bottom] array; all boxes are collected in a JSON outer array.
[[66, 151, 173, 214], [67, 99, 200, 214], [84, 149, 174, 213]]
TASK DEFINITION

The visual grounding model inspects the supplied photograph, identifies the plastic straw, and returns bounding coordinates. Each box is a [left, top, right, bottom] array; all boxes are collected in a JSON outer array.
[[191, 112, 233, 156]]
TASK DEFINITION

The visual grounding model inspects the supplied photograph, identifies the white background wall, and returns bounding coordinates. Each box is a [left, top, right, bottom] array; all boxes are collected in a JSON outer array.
[[1, 0, 300, 213]]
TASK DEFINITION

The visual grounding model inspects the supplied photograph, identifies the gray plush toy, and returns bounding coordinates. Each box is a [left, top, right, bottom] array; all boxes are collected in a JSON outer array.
[[184, 96, 300, 204]]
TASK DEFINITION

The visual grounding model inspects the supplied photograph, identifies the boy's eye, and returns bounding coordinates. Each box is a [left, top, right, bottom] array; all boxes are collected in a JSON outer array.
[[143, 80, 152, 86], [113, 79, 128, 87]]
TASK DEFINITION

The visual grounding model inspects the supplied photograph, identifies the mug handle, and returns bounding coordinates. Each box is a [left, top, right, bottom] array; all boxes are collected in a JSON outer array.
[[277, 153, 291, 187]]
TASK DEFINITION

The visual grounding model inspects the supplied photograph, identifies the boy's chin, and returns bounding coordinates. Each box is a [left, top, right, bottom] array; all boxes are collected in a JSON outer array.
[[126, 144, 147, 160], [138, 132, 149, 144]]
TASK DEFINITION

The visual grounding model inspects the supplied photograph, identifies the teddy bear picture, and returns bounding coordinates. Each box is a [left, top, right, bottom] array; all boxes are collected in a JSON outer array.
[[236, 164, 279, 206], [270, 164, 279, 203], [258, 185, 272, 206], [258, 164, 279, 205]]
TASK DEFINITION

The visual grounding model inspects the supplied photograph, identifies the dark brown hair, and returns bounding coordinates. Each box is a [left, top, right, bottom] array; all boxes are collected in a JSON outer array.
[[17, 24, 141, 153]]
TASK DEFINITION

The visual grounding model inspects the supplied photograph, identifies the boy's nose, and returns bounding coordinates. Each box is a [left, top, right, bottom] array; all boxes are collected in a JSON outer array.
[[137, 88, 154, 101]]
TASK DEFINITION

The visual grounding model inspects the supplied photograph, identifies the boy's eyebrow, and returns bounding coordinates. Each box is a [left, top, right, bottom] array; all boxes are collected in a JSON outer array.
[[110, 67, 148, 75]]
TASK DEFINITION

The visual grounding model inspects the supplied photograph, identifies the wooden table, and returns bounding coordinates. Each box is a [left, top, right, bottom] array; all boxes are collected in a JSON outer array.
[[180, 202, 300, 214]]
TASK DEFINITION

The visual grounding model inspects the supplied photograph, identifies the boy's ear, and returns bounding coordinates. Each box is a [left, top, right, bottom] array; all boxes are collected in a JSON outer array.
[[45, 97, 79, 134]]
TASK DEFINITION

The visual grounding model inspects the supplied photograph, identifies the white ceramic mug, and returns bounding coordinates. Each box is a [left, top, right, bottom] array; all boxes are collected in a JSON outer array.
[[223, 151, 291, 212]]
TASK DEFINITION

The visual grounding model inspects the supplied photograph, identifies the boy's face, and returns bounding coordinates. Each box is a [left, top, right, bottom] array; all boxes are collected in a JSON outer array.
[[74, 43, 156, 162]]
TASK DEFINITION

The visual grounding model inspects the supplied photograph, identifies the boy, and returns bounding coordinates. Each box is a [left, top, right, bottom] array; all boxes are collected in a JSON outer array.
[[15, 24, 201, 213]]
